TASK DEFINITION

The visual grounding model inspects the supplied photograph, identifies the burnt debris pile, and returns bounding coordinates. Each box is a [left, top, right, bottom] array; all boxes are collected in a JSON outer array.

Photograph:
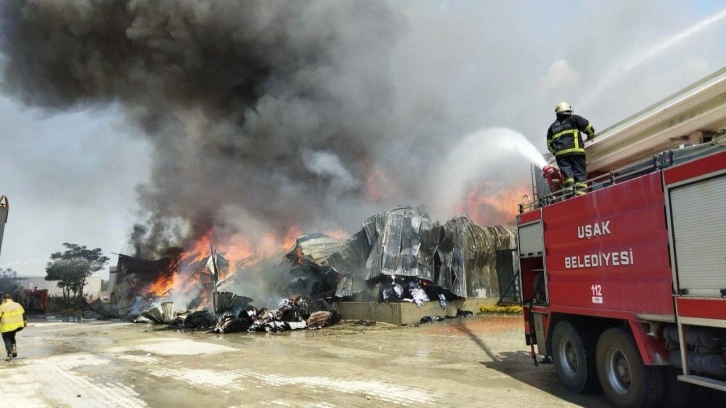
[[156, 295, 339, 333], [113, 206, 516, 329], [418, 309, 474, 325]]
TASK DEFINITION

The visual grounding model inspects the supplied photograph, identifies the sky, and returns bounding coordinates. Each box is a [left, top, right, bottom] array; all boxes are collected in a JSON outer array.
[[0, 0, 725, 279]]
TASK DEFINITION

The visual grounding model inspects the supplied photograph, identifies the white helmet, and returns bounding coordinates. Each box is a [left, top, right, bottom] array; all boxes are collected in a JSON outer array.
[[555, 102, 573, 114]]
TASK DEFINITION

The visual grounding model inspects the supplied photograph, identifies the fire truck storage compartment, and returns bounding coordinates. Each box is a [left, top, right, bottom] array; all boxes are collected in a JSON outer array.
[[517, 220, 545, 303], [669, 173, 726, 297], [518, 221, 543, 256]]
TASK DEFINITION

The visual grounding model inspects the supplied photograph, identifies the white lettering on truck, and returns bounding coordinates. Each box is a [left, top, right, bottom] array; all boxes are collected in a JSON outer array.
[[577, 221, 611, 239], [564, 249, 634, 269], [564, 219, 636, 269]]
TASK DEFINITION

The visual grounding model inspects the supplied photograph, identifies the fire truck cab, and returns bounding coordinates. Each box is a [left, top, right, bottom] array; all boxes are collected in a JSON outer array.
[[517, 68, 726, 408]]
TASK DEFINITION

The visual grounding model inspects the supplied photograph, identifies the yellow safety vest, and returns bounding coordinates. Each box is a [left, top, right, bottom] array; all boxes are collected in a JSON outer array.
[[0, 300, 26, 333]]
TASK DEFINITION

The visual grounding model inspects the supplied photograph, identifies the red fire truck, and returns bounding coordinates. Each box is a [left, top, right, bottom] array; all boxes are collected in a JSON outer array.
[[517, 68, 726, 408], [20, 288, 49, 314]]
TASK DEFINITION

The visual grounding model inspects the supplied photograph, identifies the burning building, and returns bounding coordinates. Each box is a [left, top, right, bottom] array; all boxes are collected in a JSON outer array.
[[109, 206, 516, 328]]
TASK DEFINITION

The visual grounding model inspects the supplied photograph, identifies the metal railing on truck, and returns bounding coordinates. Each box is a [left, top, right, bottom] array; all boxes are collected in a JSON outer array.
[[518, 133, 726, 214]]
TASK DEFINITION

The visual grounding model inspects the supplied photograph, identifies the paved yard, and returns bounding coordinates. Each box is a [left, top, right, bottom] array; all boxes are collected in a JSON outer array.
[[0, 315, 613, 408]]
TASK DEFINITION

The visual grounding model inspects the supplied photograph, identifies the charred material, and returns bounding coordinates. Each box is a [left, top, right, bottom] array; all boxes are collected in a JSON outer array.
[[111, 255, 174, 316], [374, 275, 461, 308], [284, 206, 516, 305], [418, 309, 473, 325], [203, 296, 340, 334], [283, 233, 343, 301], [247, 296, 338, 333], [169, 310, 217, 331], [213, 291, 252, 315], [211, 312, 252, 334]]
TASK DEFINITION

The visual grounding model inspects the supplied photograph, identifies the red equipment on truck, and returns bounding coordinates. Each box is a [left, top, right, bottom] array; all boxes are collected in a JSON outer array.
[[516, 68, 726, 408]]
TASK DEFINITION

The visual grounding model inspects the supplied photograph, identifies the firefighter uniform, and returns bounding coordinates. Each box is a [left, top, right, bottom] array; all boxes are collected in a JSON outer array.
[[547, 103, 595, 196], [0, 295, 26, 361]]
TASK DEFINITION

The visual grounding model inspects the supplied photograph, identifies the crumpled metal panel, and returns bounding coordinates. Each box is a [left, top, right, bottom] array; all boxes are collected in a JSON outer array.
[[443, 217, 517, 298], [340, 208, 515, 298], [334, 275, 355, 298], [284, 233, 344, 266], [292, 206, 517, 299], [365, 242, 383, 280], [213, 291, 253, 314], [381, 211, 404, 275], [327, 230, 369, 276]]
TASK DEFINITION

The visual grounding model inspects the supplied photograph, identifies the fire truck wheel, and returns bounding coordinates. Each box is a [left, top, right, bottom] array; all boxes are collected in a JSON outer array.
[[552, 321, 599, 393], [596, 328, 664, 408]]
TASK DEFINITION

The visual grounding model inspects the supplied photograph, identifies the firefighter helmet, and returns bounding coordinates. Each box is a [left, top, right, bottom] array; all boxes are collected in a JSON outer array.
[[555, 102, 573, 114]]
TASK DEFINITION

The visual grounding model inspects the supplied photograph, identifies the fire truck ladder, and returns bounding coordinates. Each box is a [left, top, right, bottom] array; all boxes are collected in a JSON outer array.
[[495, 249, 520, 306]]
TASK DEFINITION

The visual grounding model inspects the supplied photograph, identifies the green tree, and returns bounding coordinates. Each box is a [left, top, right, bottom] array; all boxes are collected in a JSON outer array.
[[45, 243, 109, 303], [0, 267, 22, 298]]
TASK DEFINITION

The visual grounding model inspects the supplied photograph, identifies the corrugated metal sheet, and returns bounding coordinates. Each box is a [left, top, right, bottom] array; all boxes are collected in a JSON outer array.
[[327, 206, 516, 298]]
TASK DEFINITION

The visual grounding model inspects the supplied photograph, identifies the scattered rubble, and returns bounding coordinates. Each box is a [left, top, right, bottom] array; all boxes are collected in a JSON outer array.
[[141, 294, 340, 333], [109, 206, 515, 331], [418, 309, 474, 325]]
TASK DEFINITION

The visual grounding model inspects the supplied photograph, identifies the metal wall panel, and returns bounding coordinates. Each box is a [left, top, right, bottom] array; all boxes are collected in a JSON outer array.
[[670, 174, 726, 297], [518, 222, 542, 255]]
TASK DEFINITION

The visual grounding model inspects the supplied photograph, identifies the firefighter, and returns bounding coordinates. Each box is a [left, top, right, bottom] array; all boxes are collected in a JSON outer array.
[[546, 102, 595, 196], [0, 293, 26, 362]]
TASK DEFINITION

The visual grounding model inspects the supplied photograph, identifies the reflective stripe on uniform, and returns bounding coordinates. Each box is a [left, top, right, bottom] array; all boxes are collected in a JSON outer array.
[[583, 123, 594, 137], [575, 182, 588, 196], [550, 128, 585, 156], [552, 128, 578, 141], [554, 147, 586, 156], [0, 301, 25, 333]]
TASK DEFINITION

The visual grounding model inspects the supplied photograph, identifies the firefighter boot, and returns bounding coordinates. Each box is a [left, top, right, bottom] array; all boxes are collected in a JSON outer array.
[[575, 182, 587, 196], [12, 344, 17, 358], [561, 178, 574, 199], [4, 350, 11, 362]]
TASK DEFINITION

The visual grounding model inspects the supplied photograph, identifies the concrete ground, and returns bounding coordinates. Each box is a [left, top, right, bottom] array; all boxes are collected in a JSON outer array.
[[0, 315, 615, 408]]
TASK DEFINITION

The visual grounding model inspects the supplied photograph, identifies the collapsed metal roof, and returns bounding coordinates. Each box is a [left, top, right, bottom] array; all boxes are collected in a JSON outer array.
[[293, 206, 517, 299], [111, 207, 517, 317], [283, 233, 344, 267]]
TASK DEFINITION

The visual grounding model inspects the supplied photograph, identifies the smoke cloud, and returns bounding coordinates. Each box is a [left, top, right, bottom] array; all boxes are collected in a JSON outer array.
[[3, 0, 721, 264], [0, 0, 439, 257]]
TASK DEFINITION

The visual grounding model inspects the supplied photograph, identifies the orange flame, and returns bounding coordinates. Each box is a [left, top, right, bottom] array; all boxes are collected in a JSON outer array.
[[364, 166, 403, 204], [456, 180, 528, 225], [143, 226, 315, 305]]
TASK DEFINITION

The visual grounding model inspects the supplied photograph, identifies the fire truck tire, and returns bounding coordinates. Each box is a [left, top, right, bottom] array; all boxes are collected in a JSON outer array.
[[596, 328, 664, 408], [552, 321, 599, 393]]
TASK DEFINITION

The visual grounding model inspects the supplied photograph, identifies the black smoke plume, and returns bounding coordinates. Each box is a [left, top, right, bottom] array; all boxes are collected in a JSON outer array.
[[0, 0, 474, 257]]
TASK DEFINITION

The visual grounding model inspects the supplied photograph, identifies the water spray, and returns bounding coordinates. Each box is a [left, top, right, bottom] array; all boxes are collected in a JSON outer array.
[[581, 8, 726, 110], [504, 130, 549, 169], [432, 127, 548, 219]]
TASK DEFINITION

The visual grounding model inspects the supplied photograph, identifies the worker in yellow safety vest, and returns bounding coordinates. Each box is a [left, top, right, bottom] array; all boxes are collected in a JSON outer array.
[[546, 102, 595, 197], [0, 293, 26, 362]]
